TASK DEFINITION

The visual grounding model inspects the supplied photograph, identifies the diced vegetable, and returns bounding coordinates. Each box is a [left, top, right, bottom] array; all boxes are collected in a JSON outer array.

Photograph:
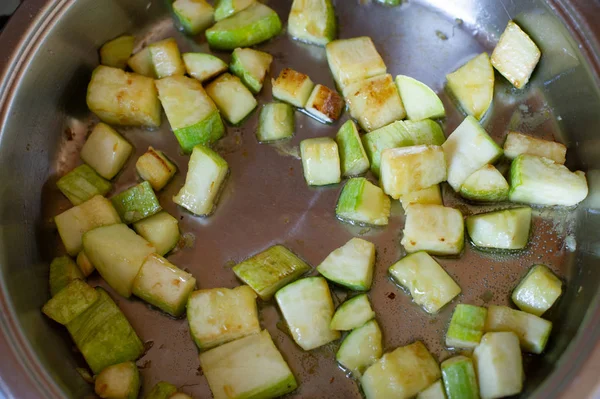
[[401, 204, 465, 255], [132, 254, 196, 317], [199, 330, 297, 399], [83, 224, 155, 298], [395, 75, 445, 121], [49, 256, 85, 296], [446, 304, 487, 349], [275, 277, 340, 350], [389, 251, 461, 314], [57, 164, 112, 206], [173, 144, 229, 216], [232, 245, 310, 301], [509, 154, 588, 206], [442, 116, 503, 191], [182, 53, 228, 83], [485, 305, 552, 354], [127, 47, 154, 77], [336, 120, 369, 177], [512, 264, 562, 316], [214, 0, 255, 21], [503, 132, 566, 164], [377, 0, 401, 5], [76, 251, 95, 277], [87, 65, 161, 127], [155, 76, 225, 153], [400, 185, 443, 211], [288, 0, 336, 46], [330, 293, 375, 331], [441, 356, 479, 399], [473, 332, 523, 399], [361, 341, 441, 399], [172, 0, 214, 35], [300, 137, 341, 186], [111, 181, 162, 224], [99, 35, 135, 69], [459, 164, 509, 202], [43, 279, 99, 325], [230, 47, 273, 94], [170, 394, 192, 399], [491, 21, 541, 89], [381, 145, 446, 199], [272, 68, 315, 108], [317, 238, 375, 291], [256, 103, 295, 142], [336, 177, 391, 226], [149, 38, 185, 79], [145, 382, 178, 399], [345, 74, 406, 132], [135, 147, 177, 191], [81, 123, 133, 180], [133, 211, 180, 256], [94, 361, 140, 399], [206, 3, 282, 50], [67, 288, 144, 374], [55, 195, 121, 256], [417, 380, 447, 399], [187, 286, 260, 350], [466, 207, 531, 250], [336, 320, 382, 377], [305, 84, 344, 123], [446, 53, 494, 120], [205, 73, 258, 125]]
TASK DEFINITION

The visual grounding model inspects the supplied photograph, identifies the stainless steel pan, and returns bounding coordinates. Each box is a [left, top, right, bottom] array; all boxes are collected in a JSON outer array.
[[1, 0, 600, 397]]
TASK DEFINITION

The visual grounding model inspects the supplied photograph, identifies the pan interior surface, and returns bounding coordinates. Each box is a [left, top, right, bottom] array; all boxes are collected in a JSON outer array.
[[0, 0, 599, 398]]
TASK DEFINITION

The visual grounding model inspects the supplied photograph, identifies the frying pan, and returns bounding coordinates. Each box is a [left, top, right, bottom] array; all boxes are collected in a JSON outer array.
[[1, 0, 600, 397]]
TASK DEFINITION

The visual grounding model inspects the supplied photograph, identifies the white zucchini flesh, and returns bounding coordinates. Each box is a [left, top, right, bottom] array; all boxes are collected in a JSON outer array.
[[485, 305, 552, 354], [80, 122, 133, 180], [417, 380, 447, 399], [446, 53, 494, 120], [336, 177, 391, 226], [205, 73, 258, 125], [459, 164, 509, 202], [214, 0, 255, 21], [400, 185, 443, 211], [99, 35, 135, 69], [94, 361, 140, 399], [511, 264, 562, 317], [304, 84, 344, 123], [335, 120, 370, 177], [466, 207, 532, 250], [182, 52, 228, 83], [172, 0, 215, 35], [330, 293, 376, 331], [300, 137, 341, 186], [135, 147, 177, 192], [503, 131, 566, 164], [317, 238, 376, 291], [395, 75, 445, 121], [336, 320, 383, 378], [287, 0, 337, 46], [256, 102, 295, 142], [272, 68, 315, 108], [149, 38, 186, 79], [133, 211, 180, 256]]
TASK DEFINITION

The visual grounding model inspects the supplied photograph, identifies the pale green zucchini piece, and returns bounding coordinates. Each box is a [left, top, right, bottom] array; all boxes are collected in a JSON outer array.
[[473, 332, 523, 399], [256, 103, 295, 143], [230, 47, 273, 94], [377, 0, 401, 5], [145, 382, 178, 399], [400, 185, 443, 211], [170, 393, 192, 399], [491, 21, 541, 89], [272, 68, 315, 108], [503, 132, 566, 164], [149, 38, 185, 79], [275, 277, 340, 350], [214, 0, 255, 21], [173, 0, 214, 35], [127, 47, 154, 77], [111, 181, 162, 224], [83, 224, 155, 298], [87, 65, 161, 127], [336, 177, 391, 226], [305, 84, 344, 123], [317, 238, 375, 291], [446, 53, 494, 120], [401, 204, 465, 255], [395, 75, 445, 121], [417, 380, 447, 399], [100, 35, 135, 70], [173, 144, 229, 216], [485, 305, 552, 354], [330, 293, 375, 331], [300, 137, 341, 186], [187, 286, 260, 350], [509, 154, 588, 206], [94, 361, 140, 399], [43, 279, 99, 325], [288, 0, 336, 46], [57, 164, 112, 206], [182, 53, 228, 83], [459, 164, 509, 202], [336, 320, 382, 378], [361, 341, 441, 399], [135, 147, 177, 191], [199, 330, 298, 399], [441, 356, 479, 399], [81, 123, 133, 180], [76, 251, 95, 277], [206, 3, 282, 50], [512, 264, 562, 317], [205, 73, 258, 125], [466, 207, 531, 250], [336, 120, 369, 177], [155, 76, 225, 153], [133, 211, 180, 256], [446, 304, 487, 349], [232, 245, 311, 301]]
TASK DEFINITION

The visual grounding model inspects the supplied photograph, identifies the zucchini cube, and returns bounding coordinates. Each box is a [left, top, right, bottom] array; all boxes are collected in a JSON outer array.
[[214, 0, 255, 21], [135, 147, 177, 191], [187, 286, 260, 350], [446, 304, 487, 349], [76, 251, 95, 277], [81, 123, 133, 180], [275, 277, 340, 350], [417, 381, 446, 399], [49, 256, 85, 297], [395, 75, 445, 121], [300, 137, 341, 186], [361, 341, 441, 399], [377, 0, 401, 5], [111, 181, 162, 224], [173, 145, 229, 216], [330, 293, 376, 331], [146, 382, 178, 399], [441, 356, 479, 399], [232, 245, 310, 301], [336, 120, 369, 177], [83, 224, 156, 298], [512, 264, 562, 317], [256, 103, 295, 143], [288, 0, 336, 46], [381, 145, 446, 199], [485, 305, 552, 354], [132, 254, 196, 317], [133, 211, 180, 256], [155, 76, 225, 153], [127, 47, 154, 78], [205, 73, 258, 125], [272, 68, 315, 108], [446, 53, 494, 120], [149, 38, 185, 79], [459, 164, 509, 202], [173, 0, 214, 35], [492, 21, 541, 89], [317, 237, 376, 291], [345, 74, 406, 132], [230, 47, 273, 94], [336, 320, 382, 378], [182, 53, 228, 83], [99, 35, 135, 69], [57, 164, 112, 206], [336, 177, 391, 226], [466, 207, 532, 250], [87, 65, 161, 127], [94, 361, 140, 399], [200, 330, 297, 399], [401, 204, 465, 255], [504, 132, 566, 164], [389, 251, 461, 314], [43, 279, 99, 325], [399, 184, 443, 211], [55, 195, 121, 256], [305, 84, 344, 123]]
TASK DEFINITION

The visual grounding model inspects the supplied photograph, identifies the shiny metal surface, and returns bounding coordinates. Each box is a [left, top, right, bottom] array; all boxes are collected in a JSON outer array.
[[0, 0, 600, 398]]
